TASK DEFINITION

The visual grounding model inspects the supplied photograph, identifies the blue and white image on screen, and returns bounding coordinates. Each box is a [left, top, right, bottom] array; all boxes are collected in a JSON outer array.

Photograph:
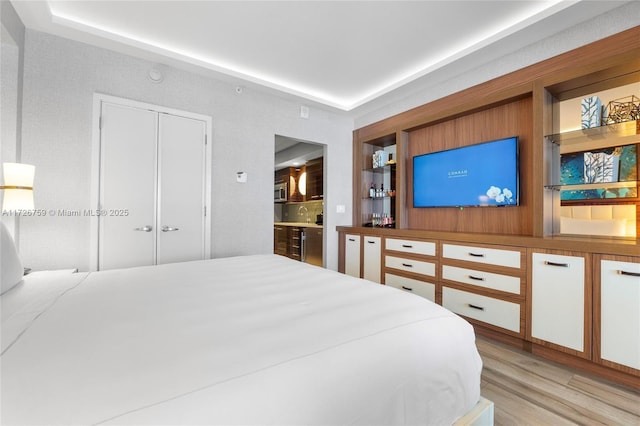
[[413, 137, 518, 207]]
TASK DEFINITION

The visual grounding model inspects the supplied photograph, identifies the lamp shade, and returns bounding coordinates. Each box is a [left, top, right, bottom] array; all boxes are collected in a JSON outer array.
[[1, 163, 35, 211]]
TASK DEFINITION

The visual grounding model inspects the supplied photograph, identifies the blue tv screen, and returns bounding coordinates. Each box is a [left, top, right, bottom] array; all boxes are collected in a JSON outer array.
[[413, 136, 519, 208]]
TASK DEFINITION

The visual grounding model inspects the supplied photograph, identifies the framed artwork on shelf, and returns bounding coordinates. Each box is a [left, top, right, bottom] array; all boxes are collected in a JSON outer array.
[[560, 144, 637, 200]]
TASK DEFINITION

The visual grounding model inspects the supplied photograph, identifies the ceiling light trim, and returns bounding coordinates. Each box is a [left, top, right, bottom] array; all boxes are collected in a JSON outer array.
[[47, 0, 577, 111], [48, 7, 352, 109]]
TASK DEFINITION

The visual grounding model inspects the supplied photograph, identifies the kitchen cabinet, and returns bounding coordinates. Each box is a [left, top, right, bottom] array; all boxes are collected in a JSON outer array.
[[274, 225, 287, 256], [287, 227, 303, 261], [274, 167, 305, 202], [530, 250, 591, 358], [274, 223, 323, 266], [304, 157, 323, 201], [594, 255, 640, 375]]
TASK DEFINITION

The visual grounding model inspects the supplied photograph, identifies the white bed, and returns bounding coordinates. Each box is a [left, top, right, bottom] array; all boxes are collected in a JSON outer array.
[[1, 233, 483, 425]]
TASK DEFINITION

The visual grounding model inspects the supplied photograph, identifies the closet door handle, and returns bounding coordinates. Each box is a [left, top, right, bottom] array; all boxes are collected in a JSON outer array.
[[134, 225, 153, 232], [161, 226, 180, 232]]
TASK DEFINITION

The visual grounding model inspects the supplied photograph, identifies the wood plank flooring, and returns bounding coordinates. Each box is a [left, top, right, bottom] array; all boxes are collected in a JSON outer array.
[[476, 337, 640, 425]]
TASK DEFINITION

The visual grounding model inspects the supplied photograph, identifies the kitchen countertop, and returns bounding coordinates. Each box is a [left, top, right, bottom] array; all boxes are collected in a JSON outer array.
[[274, 222, 323, 229]]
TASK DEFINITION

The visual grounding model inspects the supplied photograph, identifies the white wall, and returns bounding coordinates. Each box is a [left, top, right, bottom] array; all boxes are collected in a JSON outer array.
[[1, 0, 25, 241], [18, 30, 353, 272]]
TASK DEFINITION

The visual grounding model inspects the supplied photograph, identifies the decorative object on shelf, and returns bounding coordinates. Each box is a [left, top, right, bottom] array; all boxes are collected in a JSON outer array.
[[584, 151, 620, 184], [581, 96, 603, 129], [372, 150, 389, 168], [604, 95, 640, 124], [560, 144, 637, 200]]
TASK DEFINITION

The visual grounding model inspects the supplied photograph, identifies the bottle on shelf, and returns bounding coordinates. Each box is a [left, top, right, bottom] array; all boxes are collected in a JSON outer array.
[[369, 182, 375, 198]]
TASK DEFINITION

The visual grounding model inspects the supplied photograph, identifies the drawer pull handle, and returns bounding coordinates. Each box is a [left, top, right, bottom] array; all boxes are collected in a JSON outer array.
[[402, 263, 413, 268], [468, 252, 485, 258], [468, 275, 485, 281], [401, 286, 413, 292], [468, 303, 485, 311], [544, 261, 569, 267], [348, 238, 356, 242], [619, 270, 640, 277], [402, 244, 413, 248], [367, 240, 376, 244]]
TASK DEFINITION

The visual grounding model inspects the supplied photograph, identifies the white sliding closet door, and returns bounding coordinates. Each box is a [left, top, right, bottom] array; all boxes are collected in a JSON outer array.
[[97, 100, 209, 271]]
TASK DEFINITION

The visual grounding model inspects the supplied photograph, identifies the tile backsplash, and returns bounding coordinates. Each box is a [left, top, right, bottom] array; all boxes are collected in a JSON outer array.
[[274, 200, 323, 224]]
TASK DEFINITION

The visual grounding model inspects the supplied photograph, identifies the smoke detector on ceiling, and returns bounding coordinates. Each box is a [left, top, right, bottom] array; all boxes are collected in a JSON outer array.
[[148, 68, 164, 83]]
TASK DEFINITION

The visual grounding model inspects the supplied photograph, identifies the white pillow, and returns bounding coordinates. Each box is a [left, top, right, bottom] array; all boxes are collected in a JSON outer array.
[[1, 221, 24, 294]]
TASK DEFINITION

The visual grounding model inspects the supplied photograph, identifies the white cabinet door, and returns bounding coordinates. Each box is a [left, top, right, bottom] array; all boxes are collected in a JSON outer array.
[[363, 236, 381, 283], [98, 101, 208, 270], [99, 103, 158, 270], [344, 234, 361, 278], [600, 259, 640, 370], [157, 114, 206, 265], [531, 252, 585, 352]]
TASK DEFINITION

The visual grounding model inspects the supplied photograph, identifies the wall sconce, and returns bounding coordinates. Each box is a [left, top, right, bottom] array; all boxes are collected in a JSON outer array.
[[1, 163, 35, 211]]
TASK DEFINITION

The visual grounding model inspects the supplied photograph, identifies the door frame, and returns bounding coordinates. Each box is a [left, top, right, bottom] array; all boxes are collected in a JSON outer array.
[[90, 93, 212, 271]]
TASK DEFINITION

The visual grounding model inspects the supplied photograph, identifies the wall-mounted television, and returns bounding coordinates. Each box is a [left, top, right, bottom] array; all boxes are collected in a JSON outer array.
[[413, 136, 519, 208]]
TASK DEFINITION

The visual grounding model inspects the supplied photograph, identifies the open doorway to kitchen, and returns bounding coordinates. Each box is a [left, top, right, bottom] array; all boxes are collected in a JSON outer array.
[[274, 135, 326, 267]]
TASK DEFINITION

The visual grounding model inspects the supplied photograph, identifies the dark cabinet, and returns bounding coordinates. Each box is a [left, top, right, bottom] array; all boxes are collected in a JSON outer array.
[[274, 225, 288, 256], [288, 227, 303, 260], [305, 157, 323, 201]]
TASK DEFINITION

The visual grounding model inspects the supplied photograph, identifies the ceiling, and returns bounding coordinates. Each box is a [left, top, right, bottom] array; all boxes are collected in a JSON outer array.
[[10, 1, 630, 113]]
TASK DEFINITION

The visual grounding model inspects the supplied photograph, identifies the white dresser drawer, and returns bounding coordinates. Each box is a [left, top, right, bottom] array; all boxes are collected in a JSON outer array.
[[385, 273, 435, 302], [442, 287, 521, 333], [442, 265, 521, 294], [385, 238, 436, 256], [442, 243, 521, 268], [385, 255, 436, 277]]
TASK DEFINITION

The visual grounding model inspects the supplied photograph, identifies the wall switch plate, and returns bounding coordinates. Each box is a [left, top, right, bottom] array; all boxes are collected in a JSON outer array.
[[236, 171, 247, 183], [336, 204, 346, 213], [300, 105, 309, 119]]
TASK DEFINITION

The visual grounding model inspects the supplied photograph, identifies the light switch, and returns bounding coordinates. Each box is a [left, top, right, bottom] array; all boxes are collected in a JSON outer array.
[[336, 204, 346, 213]]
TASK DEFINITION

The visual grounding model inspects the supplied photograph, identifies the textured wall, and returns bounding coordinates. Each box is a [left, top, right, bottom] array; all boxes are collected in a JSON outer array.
[[18, 30, 353, 272], [1, 0, 26, 241]]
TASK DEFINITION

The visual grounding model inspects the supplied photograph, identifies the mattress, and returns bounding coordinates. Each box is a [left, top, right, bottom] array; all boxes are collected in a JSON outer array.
[[1, 254, 482, 425]]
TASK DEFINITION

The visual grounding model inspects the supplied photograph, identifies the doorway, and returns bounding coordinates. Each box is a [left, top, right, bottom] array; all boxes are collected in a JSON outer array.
[[274, 136, 326, 267]]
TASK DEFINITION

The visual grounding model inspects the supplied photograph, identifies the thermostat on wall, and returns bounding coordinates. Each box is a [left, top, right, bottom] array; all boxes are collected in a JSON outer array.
[[236, 171, 247, 183]]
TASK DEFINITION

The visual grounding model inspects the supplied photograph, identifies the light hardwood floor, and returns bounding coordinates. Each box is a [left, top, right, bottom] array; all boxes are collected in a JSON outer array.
[[476, 337, 640, 426]]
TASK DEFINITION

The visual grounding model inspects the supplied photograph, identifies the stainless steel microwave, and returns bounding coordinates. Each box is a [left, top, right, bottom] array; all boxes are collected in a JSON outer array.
[[274, 182, 287, 202]]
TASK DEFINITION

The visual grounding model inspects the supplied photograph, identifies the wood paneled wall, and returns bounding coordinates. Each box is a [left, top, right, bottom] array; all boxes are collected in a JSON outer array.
[[407, 97, 534, 235]]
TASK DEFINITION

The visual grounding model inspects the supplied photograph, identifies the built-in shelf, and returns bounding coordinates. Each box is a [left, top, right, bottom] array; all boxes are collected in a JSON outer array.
[[363, 164, 397, 174], [546, 120, 640, 154], [544, 181, 638, 191]]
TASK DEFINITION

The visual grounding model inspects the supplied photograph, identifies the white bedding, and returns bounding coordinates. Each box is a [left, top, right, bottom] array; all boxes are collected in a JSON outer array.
[[1, 255, 482, 425]]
